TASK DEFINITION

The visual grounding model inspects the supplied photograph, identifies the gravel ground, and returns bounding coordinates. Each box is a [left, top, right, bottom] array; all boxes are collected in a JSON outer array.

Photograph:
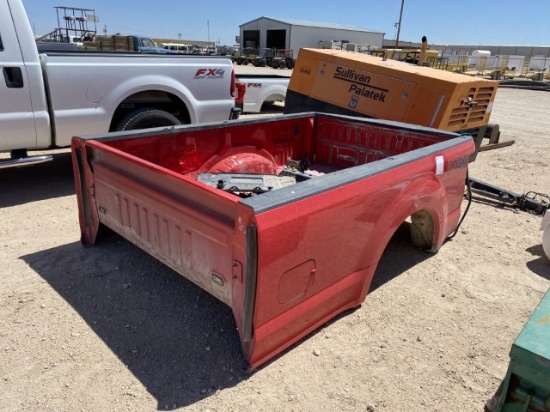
[[1, 65, 549, 411]]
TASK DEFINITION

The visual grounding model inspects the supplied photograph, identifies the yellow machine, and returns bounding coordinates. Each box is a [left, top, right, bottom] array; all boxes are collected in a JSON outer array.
[[370, 48, 440, 67], [285, 48, 498, 136]]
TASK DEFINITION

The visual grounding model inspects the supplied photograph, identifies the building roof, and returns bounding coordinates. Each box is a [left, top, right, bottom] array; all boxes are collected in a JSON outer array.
[[240, 16, 384, 35]]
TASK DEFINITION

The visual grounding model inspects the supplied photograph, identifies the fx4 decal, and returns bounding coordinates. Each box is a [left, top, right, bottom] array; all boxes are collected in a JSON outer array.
[[194, 68, 225, 79]]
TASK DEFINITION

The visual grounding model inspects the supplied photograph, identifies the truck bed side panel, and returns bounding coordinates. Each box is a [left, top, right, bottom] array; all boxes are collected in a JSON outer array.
[[241, 117, 473, 366], [71, 135, 256, 346], [43, 53, 236, 147], [236, 75, 290, 113]]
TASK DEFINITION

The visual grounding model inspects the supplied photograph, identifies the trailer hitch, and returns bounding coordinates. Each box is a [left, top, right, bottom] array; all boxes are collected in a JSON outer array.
[[468, 177, 550, 215]]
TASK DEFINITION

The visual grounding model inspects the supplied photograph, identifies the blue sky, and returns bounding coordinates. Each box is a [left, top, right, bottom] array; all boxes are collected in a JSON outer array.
[[22, 0, 550, 46]]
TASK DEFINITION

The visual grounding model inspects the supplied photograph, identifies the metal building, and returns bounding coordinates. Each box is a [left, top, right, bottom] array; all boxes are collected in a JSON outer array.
[[238, 17, 384, 57]]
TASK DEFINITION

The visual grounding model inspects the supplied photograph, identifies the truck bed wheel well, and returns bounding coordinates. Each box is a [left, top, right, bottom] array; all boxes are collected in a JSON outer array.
[[264, 93, 286, 104], [109, 90, 190, 131], [113, 108, 181, 131], [369, 212, 435, 292], [409, 209, 435, 251]]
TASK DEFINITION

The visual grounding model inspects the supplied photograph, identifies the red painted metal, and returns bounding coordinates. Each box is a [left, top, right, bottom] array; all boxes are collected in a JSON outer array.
[[72, 113, 474, 368]]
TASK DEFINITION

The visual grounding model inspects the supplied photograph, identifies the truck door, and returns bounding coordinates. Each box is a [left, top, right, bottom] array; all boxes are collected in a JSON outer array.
[[0, 0, 49, 152]]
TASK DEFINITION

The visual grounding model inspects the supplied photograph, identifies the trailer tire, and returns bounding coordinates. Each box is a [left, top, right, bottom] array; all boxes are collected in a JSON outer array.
[[484, 123, 500, 144], [115, 108, 182, 131]]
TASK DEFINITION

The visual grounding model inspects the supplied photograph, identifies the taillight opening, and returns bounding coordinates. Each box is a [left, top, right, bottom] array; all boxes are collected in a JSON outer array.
[[230, 70, 236, 98]]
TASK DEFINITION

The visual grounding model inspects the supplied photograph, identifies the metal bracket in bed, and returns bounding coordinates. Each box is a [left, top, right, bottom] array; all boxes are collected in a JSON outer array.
[[198, 173, 297, 195]]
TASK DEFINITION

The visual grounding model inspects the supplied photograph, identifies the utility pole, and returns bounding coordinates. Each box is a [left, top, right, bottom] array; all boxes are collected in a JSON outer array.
[[395, 0, 405, 48]]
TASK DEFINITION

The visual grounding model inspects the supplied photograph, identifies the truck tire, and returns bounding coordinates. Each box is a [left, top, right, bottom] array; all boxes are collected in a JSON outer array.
[[115, 108, 181, 131]]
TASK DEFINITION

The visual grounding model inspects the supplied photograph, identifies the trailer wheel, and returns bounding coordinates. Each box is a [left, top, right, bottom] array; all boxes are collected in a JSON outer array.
[[115, 108, 182, 131], [484, 123, 500, 144]]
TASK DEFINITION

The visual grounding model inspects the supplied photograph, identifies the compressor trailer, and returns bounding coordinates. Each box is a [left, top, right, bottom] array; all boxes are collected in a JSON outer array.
[[285, 48, 509, 160]]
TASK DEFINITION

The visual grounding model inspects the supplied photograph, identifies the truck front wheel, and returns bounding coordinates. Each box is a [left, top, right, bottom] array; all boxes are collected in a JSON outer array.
[[115, 108, 182, 131]]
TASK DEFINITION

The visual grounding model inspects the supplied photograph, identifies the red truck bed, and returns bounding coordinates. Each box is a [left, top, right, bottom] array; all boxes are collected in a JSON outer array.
[[72, 112, 474, 368]]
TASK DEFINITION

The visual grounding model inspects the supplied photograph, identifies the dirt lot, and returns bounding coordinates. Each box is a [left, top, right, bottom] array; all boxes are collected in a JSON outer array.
[[1, 73, 549, 411]]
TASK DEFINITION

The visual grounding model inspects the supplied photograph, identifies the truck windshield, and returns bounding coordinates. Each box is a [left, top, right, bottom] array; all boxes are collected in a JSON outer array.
[[140, 38, 156, 48]]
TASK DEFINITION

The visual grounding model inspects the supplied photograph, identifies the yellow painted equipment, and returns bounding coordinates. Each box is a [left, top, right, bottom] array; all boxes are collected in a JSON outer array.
[[369, 48, 440, 67], [285, 48, 498, 134]]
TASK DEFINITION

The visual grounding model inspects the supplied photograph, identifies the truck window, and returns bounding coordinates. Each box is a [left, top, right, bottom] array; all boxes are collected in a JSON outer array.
[[0, 35, 4, 51], [141, 38, 155, 48]]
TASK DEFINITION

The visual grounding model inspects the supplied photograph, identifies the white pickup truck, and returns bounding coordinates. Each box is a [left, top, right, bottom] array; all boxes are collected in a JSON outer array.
[[0, 0, 240, 168], [235, 74, 290, 113]]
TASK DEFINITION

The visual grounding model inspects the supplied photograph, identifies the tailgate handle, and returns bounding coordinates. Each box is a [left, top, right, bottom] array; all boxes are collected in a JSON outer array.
[[3, 67, 24, 88]]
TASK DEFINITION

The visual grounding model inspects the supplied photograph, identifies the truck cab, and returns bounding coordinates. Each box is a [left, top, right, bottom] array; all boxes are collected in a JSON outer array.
[[1, 0, 240, 168], [132, 36, 176, 54], [0, 0, 51, 156]]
